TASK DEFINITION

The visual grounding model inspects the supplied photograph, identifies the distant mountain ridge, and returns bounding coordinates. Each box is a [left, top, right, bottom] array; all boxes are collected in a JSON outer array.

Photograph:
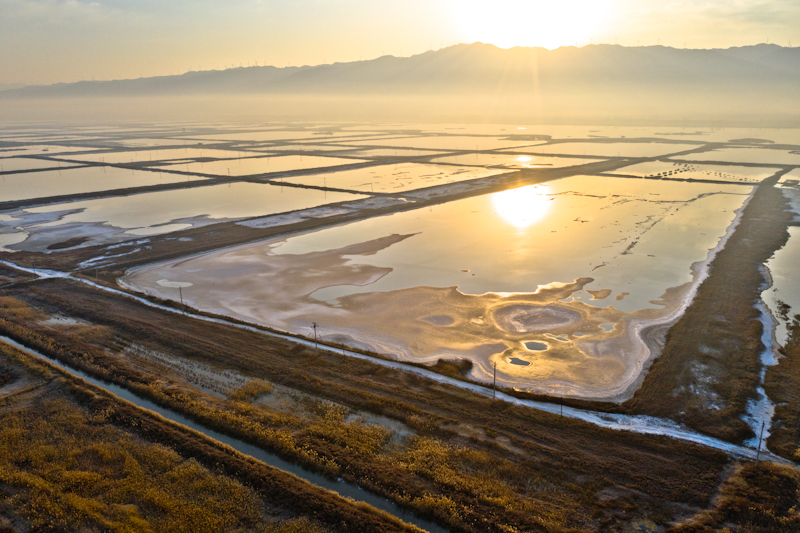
[[5, 43, 799, 98], [4, 43, 799, 125]]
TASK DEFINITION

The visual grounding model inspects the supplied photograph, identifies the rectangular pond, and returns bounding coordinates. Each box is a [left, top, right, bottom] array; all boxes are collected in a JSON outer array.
[[0, 165, 208, 203], [0, 182, 367, 251], [65, 148, 238, 164], [611, 161, 778, 184], [123, 175, 752, 400], [0, 145, 105, 156], [0, 157, 79, 173], [430, 153, 603, 169], [336, 136, 542, 151], [154, 155, 370, 177], [277, 163, 505, 193], [515, 142, 701, 158], [677, 147, 800, 165]]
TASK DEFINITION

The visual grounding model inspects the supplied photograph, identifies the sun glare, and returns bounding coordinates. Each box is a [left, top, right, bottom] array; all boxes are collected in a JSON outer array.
[[451, 0, 608, 49], [492, 185, 553, 229]]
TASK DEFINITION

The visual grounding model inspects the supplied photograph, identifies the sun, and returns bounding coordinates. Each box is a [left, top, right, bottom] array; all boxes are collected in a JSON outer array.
[[450, 0, 608, 49], [492, 184, 553, 229]]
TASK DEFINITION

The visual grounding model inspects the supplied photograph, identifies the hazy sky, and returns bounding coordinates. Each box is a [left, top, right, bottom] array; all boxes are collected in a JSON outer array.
[[1, 0, 798, 85]]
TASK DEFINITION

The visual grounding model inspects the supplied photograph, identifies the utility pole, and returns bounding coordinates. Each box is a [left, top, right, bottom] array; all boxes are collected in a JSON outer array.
[[492, 362, 497, 400], [312, 322, 319, 355], [179, 286, 184, 310], [755, 421, 765, 468]]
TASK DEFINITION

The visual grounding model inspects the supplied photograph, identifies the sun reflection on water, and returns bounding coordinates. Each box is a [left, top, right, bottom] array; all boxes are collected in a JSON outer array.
[[491, 184, 552, 229]]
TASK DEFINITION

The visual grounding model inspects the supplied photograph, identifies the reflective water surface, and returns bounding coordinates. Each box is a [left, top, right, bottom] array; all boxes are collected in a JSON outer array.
[[124, 175, 751, 398], [763, 227, 800, 347], [0, 165, 208, 202], [280, 163, 505, 192]]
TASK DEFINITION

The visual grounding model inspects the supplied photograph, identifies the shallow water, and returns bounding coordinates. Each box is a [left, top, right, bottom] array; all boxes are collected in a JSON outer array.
[[344, 147, 450, 158], [27, 182, 363, 228], [679, 147, 800, 165], [520, 142, 700, 158], [611, 161, 777, 184], [762, 227, 800, 347], [779, 168, 800, 182], [0, 145, 100, 156], [0, 165, 208, 202], [280, 163, 504, 193], [0, 157, 79, 173], [172, 131, 330, 143], [430, 153, 602, 168], [155, 155, 369, 177], [336, 135, 541, 151], [125, 175, 750, 396], [254, 144, 357, 153], [1, 182, 366, 249], [281, 175, 748, 312], [114, 137, 202, 147], [66, 148, 236, 164]]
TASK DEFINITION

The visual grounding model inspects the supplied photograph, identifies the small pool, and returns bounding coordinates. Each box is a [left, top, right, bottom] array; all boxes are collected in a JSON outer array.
[[524, 341, 549, 351]]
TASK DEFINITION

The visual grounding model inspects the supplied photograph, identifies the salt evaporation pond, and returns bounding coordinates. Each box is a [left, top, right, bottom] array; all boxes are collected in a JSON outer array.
[[430, 153, 602, 168], [67, 148, 237, 164], [155, 155, 368, 177], [279, 163, 504, 193], [174, 131, 327, 143], [0, 145, 100, 156], [0, 157, 79, 173], [518, 142, 701, 158], [337, 135, 541, 151], [252, 144, 356, 153], [0, 183, 366, 250], [611, 161, 777, 184], [124, 175, 751, 399], [679, 147, 800, 165], [0, 165, 209, 203], [345, 148, 449, 158], [114, 138, 201, 147]]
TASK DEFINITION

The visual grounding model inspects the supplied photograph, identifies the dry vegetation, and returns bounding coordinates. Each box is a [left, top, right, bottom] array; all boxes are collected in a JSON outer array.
[[228, 379, 274, 402], [672, 463, 800, 532], [0, 286, 739, 532], [0, 345, 331, 533], [765, 312, 800, 461]]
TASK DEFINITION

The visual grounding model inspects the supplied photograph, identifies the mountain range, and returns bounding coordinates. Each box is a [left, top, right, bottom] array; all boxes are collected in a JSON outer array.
[[3, 43, 798, 125]]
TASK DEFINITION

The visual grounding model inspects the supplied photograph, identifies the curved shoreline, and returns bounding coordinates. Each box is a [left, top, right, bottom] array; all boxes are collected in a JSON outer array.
[[615, 185, 757, 402], [2, 261, 793, 464], [427, 186, 758, 401], [116, 186, 757, 401]]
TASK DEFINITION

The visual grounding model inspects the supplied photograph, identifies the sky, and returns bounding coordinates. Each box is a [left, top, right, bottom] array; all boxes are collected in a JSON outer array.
[[1, 0, 798, 86]]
